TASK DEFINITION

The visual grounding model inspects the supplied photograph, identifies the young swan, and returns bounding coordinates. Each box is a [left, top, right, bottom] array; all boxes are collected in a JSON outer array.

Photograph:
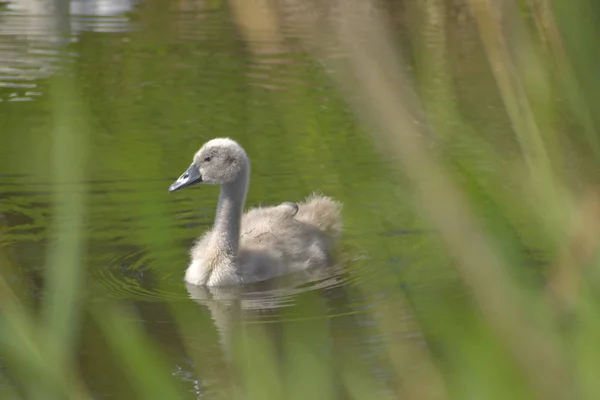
[[169, 138, 342, 287]]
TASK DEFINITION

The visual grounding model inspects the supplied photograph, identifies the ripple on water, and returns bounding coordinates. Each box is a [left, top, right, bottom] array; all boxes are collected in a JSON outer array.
[[90, 244, 355, 307], [1, 173, 418, 325], [86, 198, 415, 323], [91, 253, 193, 302]]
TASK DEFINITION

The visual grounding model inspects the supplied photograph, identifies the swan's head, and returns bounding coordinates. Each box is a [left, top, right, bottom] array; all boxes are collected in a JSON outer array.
[[169, 138, 249, 192]]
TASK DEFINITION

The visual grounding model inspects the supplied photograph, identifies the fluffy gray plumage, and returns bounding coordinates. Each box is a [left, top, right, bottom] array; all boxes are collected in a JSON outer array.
[[170, 138, 342, 287]]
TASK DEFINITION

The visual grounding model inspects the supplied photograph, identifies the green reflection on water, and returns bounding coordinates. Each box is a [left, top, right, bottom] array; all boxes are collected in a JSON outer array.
[[0, 1, 564, 399]]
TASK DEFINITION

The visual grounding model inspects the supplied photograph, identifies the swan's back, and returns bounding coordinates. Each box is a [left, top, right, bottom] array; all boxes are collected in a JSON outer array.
[[237, 193, 342, 281]]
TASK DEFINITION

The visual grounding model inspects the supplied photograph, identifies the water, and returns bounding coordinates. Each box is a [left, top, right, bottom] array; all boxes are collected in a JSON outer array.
[[0, 0, 435, 398]]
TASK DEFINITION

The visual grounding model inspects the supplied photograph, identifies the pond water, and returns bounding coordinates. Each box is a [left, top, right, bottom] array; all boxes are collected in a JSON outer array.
[[0, 0, 451, 398]]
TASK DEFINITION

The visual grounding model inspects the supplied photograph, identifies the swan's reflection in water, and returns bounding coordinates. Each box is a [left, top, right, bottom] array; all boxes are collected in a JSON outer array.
[[184, 263, 349, 363], [168, 262, 361, 399], [175, 254, 418, 400], [87, 245, 370, 398]]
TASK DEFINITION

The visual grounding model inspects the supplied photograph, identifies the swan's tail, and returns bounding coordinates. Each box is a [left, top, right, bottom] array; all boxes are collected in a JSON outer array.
[[296, 193, 343, 239]]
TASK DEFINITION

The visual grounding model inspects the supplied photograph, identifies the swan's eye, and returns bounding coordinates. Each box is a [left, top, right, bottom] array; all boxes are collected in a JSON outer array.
[[204, 156, 211, 162]]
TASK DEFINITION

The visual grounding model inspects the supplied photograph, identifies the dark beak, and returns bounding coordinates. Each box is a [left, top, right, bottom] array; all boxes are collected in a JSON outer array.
[[169, 164, 202, 193]]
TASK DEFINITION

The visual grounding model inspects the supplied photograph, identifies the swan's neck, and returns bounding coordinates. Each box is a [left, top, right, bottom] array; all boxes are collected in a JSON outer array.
[[211, 165, 249, 262]]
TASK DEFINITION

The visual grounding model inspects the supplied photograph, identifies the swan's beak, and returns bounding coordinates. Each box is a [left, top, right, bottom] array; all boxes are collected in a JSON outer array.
[[169, 164, 203, 193]]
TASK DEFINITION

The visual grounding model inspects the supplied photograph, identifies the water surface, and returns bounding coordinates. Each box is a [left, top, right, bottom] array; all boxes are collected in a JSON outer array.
[[0, 0, 438, 397]]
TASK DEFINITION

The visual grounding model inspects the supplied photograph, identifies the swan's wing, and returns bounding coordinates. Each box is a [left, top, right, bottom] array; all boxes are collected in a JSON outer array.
[[239, 207, 288, 242], [241, 209, 331, 260], [240, 203, 298, 238]]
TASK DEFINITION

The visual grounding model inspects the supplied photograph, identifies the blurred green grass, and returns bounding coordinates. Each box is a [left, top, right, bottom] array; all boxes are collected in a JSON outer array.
[[3, 0, 600, 399]]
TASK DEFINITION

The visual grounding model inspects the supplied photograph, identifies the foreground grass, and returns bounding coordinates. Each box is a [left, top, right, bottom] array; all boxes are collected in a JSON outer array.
[[3, 0, 600, 399]]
